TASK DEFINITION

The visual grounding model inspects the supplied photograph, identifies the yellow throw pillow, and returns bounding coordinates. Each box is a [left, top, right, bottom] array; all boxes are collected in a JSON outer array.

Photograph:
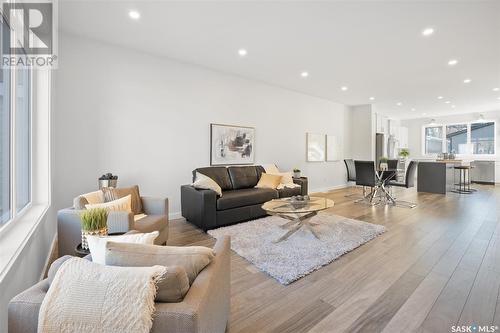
[[85, 194, 132, 213], [255, 173, 282, 189]]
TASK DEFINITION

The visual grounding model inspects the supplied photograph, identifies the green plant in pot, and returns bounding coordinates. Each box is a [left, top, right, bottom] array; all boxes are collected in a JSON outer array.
[[379, 157, 389, 171], [399, 148, 410, 159], [80, 208, 108, 250], [293, 168, 301, 178]]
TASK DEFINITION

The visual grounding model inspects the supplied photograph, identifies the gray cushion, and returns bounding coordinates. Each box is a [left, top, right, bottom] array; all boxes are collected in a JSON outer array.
[[193, 167, 233, 191], [216, 188, 278, 210], [48, 251, 188, 303], [47, 255, 74, 285], [278, 186, 302, 198], [228, 166, 259, 189], [73, 196, 89, 210], [105, 241, 215, 285]]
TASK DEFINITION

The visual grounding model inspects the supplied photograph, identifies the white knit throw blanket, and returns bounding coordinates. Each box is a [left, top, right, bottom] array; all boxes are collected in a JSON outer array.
[[38, 257, 166, 333]]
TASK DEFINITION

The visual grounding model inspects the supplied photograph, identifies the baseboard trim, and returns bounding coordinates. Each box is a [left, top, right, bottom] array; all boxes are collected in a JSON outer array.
[[310, 183, 349, 193], [40, 233, 57, 281], [169, 212, 183, 220]]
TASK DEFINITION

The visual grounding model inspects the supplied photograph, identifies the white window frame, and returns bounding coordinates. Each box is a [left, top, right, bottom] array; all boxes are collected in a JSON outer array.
[[422, 120, 497, 158], [0, 35, 33, 228]]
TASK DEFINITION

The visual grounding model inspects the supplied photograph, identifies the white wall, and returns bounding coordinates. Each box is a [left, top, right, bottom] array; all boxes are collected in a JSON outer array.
[[348, 104, 374, 160], [54, 34, 352, 218]]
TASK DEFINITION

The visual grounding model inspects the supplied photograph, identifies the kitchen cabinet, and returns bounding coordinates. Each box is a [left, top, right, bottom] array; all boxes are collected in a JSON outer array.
[[471, 161, 495, 184]]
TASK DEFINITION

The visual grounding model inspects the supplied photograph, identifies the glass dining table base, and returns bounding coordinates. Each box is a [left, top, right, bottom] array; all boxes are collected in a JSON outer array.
[[268, 211, 320, 243]]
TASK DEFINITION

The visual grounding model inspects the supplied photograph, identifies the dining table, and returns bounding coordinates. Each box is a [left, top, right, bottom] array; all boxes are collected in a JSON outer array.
[[371, 168, 397, 205]]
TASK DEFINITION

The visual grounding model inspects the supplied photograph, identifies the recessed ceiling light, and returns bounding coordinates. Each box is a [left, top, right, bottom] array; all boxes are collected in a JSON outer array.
[[238, 49, 248, 57], [341, 86, 348, 91], [396, 102, 402, 106], [128, 10, 140, 20], [422, 28, 435, 36], [437, 96, 444, 99], [448, 59, 458, 66], [445, 101, 451, 104], [463, 78, 472, 83], [451, 105, 456, 108], [493, 88, 499, 92], [422, 113, 427, 116], [300, 71, 309, 78], [411, 108, 416, 112], [497, 97, 500, 100], [369, 97, 375, 101]]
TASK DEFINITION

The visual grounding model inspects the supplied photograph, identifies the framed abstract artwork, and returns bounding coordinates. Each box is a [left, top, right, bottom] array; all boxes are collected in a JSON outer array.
[[306, 133, 325, 162], [210, 124, 255, 165]]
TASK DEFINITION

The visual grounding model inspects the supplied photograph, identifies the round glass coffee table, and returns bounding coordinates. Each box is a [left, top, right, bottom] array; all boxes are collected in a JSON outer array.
[[262, 197, 335, 243]]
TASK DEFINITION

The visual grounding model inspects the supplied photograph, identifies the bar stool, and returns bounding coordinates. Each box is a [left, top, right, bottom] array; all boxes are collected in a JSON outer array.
[[452, 165, 473, 194]]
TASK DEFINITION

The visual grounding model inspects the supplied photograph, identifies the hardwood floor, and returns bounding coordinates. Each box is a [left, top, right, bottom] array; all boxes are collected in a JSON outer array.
[[168, 185, 500, 333]]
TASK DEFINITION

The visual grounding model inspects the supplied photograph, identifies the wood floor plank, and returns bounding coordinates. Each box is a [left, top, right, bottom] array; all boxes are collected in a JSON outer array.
[[381, 272, 449, 333]]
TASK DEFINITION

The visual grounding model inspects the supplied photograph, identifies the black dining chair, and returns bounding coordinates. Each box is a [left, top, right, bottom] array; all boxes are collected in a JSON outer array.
[[387, 160, 418, 208], [344, 159, 359, 197], [387, 159, 399, 170], [354, 160, 378, 204]]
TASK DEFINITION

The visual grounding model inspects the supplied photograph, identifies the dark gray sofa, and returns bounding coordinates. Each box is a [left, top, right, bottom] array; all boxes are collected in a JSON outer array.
[[181, 165, 308, 231]]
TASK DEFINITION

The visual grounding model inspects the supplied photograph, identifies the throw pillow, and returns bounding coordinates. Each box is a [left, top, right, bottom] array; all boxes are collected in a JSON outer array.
[[85, 194, 132, 213], [268, 171, 294, 186], [104, 241, 215, 285], [86, 231, 159, 264], [255, 173, 282, 189], [81, 190, 105, 205], [73, 196, 89, 210], [47, 254, 188, 303], [192, 172, 222, 196], [102, 185, 143, 215], [262, 164, 280, 174]]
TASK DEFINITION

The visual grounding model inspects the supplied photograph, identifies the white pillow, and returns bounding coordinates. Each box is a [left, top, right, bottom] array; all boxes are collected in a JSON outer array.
[[81, 190, 105, 204], [86, 231, 159, 264], [263, 164, 280, 174], [192, 172, 222, 196], [85, 194, 132, 212]]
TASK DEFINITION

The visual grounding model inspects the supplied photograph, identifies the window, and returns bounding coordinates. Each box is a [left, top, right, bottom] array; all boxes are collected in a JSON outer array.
[[0, 68, 10, 224], [446, 124, 467, 154], [15, 68, 31, 213], [471, 122, 495, 155], [424, 121, 496, 156], [0, 27, 32, 227], [425, 126, 443, 154]]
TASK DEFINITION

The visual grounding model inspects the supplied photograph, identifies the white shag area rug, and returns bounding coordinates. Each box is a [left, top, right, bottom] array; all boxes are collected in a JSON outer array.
[[208, 213, 386, 285]]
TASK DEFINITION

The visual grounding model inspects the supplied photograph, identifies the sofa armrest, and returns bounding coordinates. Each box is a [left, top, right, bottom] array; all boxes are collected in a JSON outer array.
[[293, 177, 308, 196], [181, 185, 217, 231], [151, 236, 231, 333], [141, 196, 168, 216], [57, 208, 133, 256], [8, 279, 49, 333]]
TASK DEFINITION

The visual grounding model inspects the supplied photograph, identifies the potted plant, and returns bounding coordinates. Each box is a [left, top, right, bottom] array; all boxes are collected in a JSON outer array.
[[379, 157, 389, 171], [80, 208, 108, 250], [293, 168, 301, 178], [399, 148, 410, 160]]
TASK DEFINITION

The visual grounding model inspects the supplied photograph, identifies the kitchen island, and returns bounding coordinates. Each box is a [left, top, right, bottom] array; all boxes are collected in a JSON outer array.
[[417, 160, 466, 194]]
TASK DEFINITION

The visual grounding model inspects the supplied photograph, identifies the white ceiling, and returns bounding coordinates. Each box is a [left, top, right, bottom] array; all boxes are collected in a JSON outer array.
[[59, 1, 500, 119]]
